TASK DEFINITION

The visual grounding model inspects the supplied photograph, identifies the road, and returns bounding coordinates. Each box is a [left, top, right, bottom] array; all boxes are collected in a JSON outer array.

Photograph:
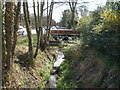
[[18, 28, 46, 36]]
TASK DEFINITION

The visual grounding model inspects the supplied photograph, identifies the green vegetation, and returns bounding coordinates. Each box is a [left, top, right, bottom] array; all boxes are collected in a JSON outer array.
[[57, 60, 80, 88], [8, 44, 55, 88], [57, 43, 86, 88], [18, 39, 28, 45], [59, 9, 78, 29], [56, 2, 120, 88], [39, 60, 54, 87], [57, 42, 120, 88], [95, 49, 118, 71], [2, 0, 120, 88], [76, 1, 120, 68], [17, 35, 37, 45]]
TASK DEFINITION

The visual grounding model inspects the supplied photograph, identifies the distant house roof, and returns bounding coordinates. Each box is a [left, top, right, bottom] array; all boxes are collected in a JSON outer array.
[[51, 26, 57, 30]]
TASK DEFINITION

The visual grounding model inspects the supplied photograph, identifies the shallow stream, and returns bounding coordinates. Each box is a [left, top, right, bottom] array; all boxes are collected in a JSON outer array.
[[49, 49, 65, 88]]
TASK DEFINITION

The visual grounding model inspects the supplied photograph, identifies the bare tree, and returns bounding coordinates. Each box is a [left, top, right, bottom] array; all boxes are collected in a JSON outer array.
[[23, 2, 33, 62], [33, 0, 39, 58], [39, 1, 45, 51], [33, 0, 45, 58], [46, 0, 54, 42], [12, 2, 21, 56], [68, 0, 78, 29]]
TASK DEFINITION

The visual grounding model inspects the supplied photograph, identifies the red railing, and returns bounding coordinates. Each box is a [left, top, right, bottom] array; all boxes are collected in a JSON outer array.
[[50, 29, 79, 35]]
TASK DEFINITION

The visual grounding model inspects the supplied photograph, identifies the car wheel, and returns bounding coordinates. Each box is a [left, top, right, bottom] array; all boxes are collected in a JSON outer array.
[[22, 31, 25, 35]]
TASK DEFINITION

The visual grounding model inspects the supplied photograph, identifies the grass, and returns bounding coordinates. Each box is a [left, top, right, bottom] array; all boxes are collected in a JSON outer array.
[[39, 69, 50, 81], [15, 35, 120, 88], [17, 34, 37, 45], [94, 49, 119, 72], [18, 39, 28, 45], [57, 57, 81, 88], [4, 38, 56, 88], [39, 59, 54, 88], [57, 39, 120, 88], [57, 41, 85, 88]]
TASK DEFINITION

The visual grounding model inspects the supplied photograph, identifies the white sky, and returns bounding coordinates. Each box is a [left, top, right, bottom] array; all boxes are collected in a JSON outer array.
[[23, 0, 107, 22], [52, 0, 107, 22]]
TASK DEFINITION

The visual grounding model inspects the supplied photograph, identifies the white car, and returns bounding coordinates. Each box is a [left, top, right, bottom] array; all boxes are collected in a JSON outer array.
[[18, 26, 46, 35], [18, 26, 27, 36]]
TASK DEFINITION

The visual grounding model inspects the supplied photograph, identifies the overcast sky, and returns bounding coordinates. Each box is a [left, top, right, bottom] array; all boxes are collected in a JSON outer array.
[[24, 0, 107, 22]]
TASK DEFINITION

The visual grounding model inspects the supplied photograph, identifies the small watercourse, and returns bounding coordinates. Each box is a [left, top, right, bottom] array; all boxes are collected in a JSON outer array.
[[49, 49, 65, 88]]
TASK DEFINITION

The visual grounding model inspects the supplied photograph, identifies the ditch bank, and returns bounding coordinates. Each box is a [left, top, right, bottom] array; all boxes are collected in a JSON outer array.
[[57, 43, 120, 88], [3, 45, 56, 88]]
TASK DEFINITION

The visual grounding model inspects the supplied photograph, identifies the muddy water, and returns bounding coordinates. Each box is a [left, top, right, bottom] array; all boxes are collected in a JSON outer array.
[[49, 49, 65, 88]]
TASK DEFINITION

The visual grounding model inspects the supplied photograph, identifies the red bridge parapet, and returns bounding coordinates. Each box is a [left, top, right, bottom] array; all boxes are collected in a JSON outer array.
[[50, 29, 79, 35]]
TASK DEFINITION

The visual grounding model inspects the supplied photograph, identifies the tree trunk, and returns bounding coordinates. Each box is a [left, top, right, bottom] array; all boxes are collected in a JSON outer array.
[[35, 1, 45, 52], [39, 1, 45, 51], [12, 2, 21, 56], [72, 10, 75, 29], [26, 2, 30, 24], [33, 1, 45, 57], [46, 0, 54, 42], [5, 2, 14, 70], [33, 0, 39, 58], [2, 3, 5, 70], [2, 27, 5, 67], [23, 2, 33, 62]]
